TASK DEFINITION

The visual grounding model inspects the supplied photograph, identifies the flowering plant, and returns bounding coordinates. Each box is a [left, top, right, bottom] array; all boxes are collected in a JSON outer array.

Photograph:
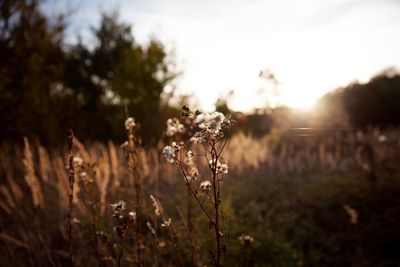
[[162, 106, 234, 267]]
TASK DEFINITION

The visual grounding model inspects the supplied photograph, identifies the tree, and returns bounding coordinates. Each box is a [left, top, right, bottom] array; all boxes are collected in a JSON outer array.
[[0, 4, 178, 146], [342, 70, 400, 128], [0, 0, 66, 145], [314, 68, 400, 129], [65, 12, 178, 144]]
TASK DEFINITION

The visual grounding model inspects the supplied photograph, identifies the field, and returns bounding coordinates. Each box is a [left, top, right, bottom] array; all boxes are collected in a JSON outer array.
[[1, 119, 400, 266], [2, 1, 400, 266]]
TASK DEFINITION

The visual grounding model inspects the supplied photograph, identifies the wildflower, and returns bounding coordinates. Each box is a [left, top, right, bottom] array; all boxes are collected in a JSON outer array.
[[191, 111, 234, 143], [73, 156, 83, 167], [125, 117, 136, 130], [238, 234, 254, 245], [185, 150, 194, 166], [195, 112, 225, 133], [129, 211, 136, 221], [217, 162, 228, 174], [166, 118, 185, 136], [162, 146, 176, 164], [189, 166, 199, 181], [120, 141, 129, 149], [171, 141, 182, 151], [150, 195, 161, 217], [378, 135, 387, 142], [110, 200, 126, 215], [200, 180, 212, 192], [161, 218, 172, 228], [209, 159, 229, 174]]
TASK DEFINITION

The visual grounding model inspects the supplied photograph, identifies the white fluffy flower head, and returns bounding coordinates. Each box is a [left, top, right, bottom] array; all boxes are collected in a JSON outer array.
[[73, 156, 83, 167], [110, 200, 126, 216], [125, 117, 136, 130], [166, 118, 185, 137], [195, 112, 225, 133], [238, 234, 254, 245], [200, 180, 212, 192], [162, 146, 177, 164]]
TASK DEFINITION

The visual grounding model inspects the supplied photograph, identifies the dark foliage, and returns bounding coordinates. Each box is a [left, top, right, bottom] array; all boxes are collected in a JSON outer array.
[[0, 1, 178, 147]]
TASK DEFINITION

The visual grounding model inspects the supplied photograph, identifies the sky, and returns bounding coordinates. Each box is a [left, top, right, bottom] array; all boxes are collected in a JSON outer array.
[[44, 0, 400, 112]]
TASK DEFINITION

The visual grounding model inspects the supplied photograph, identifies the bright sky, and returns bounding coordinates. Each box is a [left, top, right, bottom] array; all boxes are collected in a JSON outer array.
[[44, 0, 400, 112]]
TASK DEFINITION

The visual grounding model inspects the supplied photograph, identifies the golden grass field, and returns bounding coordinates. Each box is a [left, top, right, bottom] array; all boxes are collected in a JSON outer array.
[[1, 126, 400, 266]]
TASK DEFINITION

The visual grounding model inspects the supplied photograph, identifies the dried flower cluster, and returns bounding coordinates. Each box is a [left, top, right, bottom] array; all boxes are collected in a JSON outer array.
[[191, 111, 233, 144], [166, 118, 185, 136], [200, 180, 212, 192], [124, 117, 136, 130], [238, 234, 254, 245], [110, 200, 136, 239], [161, 106, 235, 267]]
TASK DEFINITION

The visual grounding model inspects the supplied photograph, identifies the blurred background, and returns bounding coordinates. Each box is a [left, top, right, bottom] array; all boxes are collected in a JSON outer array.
[[1, 0, 400, 266]]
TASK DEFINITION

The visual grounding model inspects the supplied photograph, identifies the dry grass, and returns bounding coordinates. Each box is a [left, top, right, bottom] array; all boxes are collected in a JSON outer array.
[[0, 127, 399, 266]]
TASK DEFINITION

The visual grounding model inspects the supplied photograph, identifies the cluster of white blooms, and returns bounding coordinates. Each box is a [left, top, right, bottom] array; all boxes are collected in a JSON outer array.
[[124, 117, 136, 130], [200, 180, 212, 192], [195, 112, 225, 132], [79, 171, 88, 178], [162, 107, 234, 200], [162, 146, 177, 164], [111, 200, 136, 238], [188, 167, 199, 181], [110, 200, 126, 216], [128, 211, 136, 220], [238, 234, 254, 245], [166, 118, 185, 136], [191, 111, 233, 143], [67, 156, 84, 174], [209, 159, 229, 175], [78, 170, 93, 184], [162, 142, 182, 164], [184, 151, 199, 182], [73, 156, 83, 166], [161, 218, 172, 228]]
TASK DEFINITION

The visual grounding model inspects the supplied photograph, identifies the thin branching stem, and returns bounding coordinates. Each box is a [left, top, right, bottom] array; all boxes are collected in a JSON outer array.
[[66, 129, 74, 267], [217, 138, 228, 158], [211, 143, 221, 267], [126, 123, 142, 267], [179, 164, 215, 225]]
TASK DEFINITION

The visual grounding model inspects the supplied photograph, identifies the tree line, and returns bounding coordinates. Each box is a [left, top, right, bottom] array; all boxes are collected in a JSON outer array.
[[0, 0, 179, 147], [315, 68, 400, 129]]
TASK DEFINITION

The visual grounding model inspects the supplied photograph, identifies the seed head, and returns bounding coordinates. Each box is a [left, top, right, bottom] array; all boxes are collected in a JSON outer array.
[[125, 117, 136, 130], [200, 180, 212, 192], [162, 146, 177, 164], [238, 234, 254, 245]]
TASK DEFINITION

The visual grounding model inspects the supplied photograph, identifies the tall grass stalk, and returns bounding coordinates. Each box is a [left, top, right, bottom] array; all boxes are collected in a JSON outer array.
[[66, 129, 75, 266], [124, 117, 143, 267]]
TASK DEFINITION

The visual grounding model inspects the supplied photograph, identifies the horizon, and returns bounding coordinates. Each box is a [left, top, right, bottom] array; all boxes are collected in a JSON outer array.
[[43, 0, 400, 112]]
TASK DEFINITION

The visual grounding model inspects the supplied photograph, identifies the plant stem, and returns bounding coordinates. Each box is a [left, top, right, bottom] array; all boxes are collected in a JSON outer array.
[[128, 128, 142, 267], [66, 129, 74, 267], [211, 143, 221, 267]]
